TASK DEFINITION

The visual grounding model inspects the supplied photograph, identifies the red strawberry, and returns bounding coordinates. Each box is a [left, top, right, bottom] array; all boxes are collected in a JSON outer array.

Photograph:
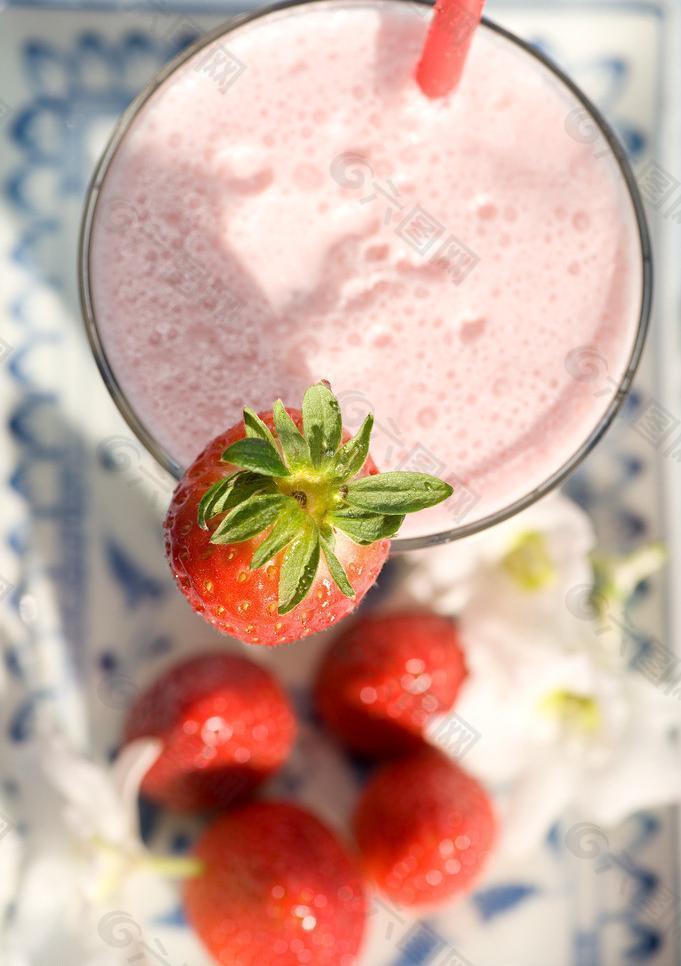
[[315, 611, 467, 757], [164, 382, 453, 646], [184, 801, 366, 966], [353, 747, 496, 906], [124, 652, 295, 811]]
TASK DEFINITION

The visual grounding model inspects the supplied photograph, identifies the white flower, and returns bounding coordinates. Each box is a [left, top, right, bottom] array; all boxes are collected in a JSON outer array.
[[403, 492, 596, 617], [0, 734, 172, 966], [408, 490, 679, 854], [496, 668, 681, 857], [427, 563, 680, 855]]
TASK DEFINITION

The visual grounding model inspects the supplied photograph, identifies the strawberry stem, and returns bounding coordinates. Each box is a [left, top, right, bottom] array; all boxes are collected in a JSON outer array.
[[201, 383, 454, 614]]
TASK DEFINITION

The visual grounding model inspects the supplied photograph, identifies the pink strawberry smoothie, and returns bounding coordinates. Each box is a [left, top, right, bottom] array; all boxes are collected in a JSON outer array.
[[88, 0, 645, 539]]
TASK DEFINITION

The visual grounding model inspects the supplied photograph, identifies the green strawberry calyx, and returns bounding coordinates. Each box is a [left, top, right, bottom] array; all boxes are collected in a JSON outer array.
[[198, 381, 453, 615]]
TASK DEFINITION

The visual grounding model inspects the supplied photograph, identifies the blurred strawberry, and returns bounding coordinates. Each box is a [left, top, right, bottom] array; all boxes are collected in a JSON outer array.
[[315, 611, 467, 757], [353, 747, 496, 905], [184, 801, 366, 965], [124, 652, 295, 811]]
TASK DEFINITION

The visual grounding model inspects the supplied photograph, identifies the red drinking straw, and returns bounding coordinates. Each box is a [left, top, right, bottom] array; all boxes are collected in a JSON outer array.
[[415, 0, 486, 98]]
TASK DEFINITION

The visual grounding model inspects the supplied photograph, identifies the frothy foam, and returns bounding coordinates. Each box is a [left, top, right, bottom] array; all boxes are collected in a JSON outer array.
[[90, 1, 643, 536]]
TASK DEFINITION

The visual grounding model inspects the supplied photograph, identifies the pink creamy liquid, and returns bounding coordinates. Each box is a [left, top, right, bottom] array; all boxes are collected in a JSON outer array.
[[90, 0, 643, 538]]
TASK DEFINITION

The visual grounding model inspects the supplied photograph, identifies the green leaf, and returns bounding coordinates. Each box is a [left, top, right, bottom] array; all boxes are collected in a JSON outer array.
[[278, 523, 320, 614], [243, 407, 279, 451], [320, 534, 355, 598], [345, 472, 453, 514], [198, 472, 275, 529], [250, 502, 306, 570], [273, 400, 310, 470], [302, 382, 342, 468], [331, 507, 405, 545], [211, 493, 286, 545], [333, 414, 373, 482], [222, 437, 289, 477], [198, 474, 237, 530]]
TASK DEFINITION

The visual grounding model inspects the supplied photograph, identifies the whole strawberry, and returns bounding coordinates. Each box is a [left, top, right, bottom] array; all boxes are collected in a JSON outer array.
[[164, 382, 452, 646], [353, 747, 496, 906], [315, 611, 467, 757], [124, 652, 295, 811], [184, 801, 366, 966]]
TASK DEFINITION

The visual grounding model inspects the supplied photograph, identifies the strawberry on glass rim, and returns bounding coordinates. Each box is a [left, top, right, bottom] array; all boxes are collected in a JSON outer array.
[[164, 382, 453, 646]]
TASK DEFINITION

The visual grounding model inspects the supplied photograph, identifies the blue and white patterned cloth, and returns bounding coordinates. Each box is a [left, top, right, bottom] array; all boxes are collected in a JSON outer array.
[[1, 0, 680, 963]]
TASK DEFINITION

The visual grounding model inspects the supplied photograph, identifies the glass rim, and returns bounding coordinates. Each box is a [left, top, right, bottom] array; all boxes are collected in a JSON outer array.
[[78, 0, 653, 552]]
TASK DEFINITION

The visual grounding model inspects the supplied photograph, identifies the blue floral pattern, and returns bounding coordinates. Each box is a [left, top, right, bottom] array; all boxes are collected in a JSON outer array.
[[0, 2, 677, 964]]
